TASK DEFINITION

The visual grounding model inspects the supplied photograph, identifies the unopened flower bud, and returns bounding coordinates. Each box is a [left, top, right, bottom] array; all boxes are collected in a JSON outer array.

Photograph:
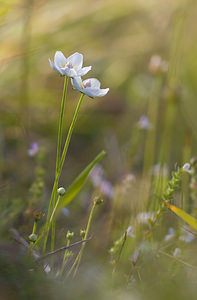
[[57, 187, 66, 196], [94, 196, 103, 205], [28, 233, 38, 242], [80, 229, 86, 239], [66, 230, 74, 240]]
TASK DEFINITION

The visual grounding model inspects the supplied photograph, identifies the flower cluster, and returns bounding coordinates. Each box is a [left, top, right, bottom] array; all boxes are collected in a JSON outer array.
[[49, 51, 109, 98]]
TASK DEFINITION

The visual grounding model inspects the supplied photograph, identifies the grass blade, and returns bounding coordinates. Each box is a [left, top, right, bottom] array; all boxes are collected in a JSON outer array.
[[58, 150, 106, 211], [164, 201, 197, 231]]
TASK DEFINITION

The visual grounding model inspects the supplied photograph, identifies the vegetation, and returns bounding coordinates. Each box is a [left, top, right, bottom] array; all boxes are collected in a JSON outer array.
[[1, 0, 197, 299]]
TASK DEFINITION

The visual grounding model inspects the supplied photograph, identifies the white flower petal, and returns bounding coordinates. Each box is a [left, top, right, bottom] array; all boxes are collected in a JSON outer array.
[[83, 78, 101, 89], [77, 66, 92, 76], [54, 51, 67, 68], [49, 58, 60, 73], [71, 77, 84, 93], [83, 88, 101, 98], [96, 88, 109, 97], [67, 52, 83, 68]]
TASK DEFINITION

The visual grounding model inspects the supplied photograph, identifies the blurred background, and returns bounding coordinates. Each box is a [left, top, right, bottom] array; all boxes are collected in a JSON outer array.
[[1, 0, 197, 299]]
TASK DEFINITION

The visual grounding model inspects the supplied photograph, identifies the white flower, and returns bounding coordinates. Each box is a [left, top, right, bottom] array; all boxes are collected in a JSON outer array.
[[164, 227, 175, 241], [126, 226, 136, 238], [179, 226, 195, 243], [173, 248, 181, 257], [137, 212, 155, 224], [49, 51, 91, 77], [182, 163, 192, 174], [71, 77, 109, 98]]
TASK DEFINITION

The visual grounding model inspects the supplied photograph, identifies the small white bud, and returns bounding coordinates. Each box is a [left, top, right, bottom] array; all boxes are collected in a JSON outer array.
[[28, 233, 38, 242], [57, 187, 66, 196]]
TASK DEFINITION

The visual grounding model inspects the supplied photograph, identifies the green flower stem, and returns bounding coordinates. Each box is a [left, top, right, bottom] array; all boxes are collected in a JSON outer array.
[[30, 221, 37, 248], [56, 76, 68, 175], [32, 221, 37, 235], [49, 195, 61, 229], [43, 93, 85, 252], [51, 77, 68, 252], [45, 77, 68, 228], [43, 195, 61, 252], [59, 239, 70, 277], [67, 200, 96, 278], [51, 219, 56, 252], [58, 93, 85, 173]]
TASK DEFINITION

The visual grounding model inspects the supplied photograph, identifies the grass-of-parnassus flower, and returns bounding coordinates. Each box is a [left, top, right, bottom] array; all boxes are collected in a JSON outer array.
[[71, 76, 109, 98], [49, 51, 92, 77], [43, 50, 109, 253]]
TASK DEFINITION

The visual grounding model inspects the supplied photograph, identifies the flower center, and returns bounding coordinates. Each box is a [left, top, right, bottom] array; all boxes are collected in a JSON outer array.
[[83, 81, 91, 88], [66, 61, 73, 69]]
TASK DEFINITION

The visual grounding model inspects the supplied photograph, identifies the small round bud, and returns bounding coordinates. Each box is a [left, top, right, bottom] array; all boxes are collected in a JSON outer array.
[[28, 233, 38, 242], [80, 229, 86, 239], [57, 187, 66, 196], [66, 230, 74, 240], [94, 196, 103, 205]]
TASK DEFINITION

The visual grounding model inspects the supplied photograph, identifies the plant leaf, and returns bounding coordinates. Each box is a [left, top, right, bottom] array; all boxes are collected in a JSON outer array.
[[164, 201, 197, 231], [58, 150, 106, 211]]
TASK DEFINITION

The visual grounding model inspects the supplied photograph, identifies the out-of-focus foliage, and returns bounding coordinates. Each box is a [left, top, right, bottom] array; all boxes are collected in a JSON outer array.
[[1, 0, 197, 299]]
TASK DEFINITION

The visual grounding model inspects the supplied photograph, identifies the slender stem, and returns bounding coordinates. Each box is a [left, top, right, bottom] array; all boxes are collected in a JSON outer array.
[[67, 201, 96, 278], [49, 195, 61, 226], [51, 220, 56, 252], [32, 221, 37, 235], [45, 77, 68, 227], [52, 76, 68, 252], [58, 93, 84, 174], [43, 195, 61, 252], [38, 238, 91, 261], [56, 76, 68, 174], [43, 93, 85, 252], [30, 221, 37, 248], [59, 239, 70, 277], [112, 231, 127, 275], [50, 195, 61, 252]]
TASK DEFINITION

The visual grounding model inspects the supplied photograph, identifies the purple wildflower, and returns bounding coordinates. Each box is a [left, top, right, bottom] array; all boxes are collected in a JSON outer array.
[[28, 142, 39, 157]]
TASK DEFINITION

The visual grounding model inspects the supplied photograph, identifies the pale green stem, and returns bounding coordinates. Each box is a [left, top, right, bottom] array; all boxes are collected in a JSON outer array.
[[43, 93, 85, 252], [43, 195, 61, 252], [67, 201, 96, 278], [58, 93, 84, 173], [51, 219, 56, 252], [45, 77, 68, 227], [56, 76, 68, 174], [49, 195, 61, 227], [51, 76, 68, 252], [59, 239, 70, 277], [32, 221, 37, 234], [30, 221, 37, 249]]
